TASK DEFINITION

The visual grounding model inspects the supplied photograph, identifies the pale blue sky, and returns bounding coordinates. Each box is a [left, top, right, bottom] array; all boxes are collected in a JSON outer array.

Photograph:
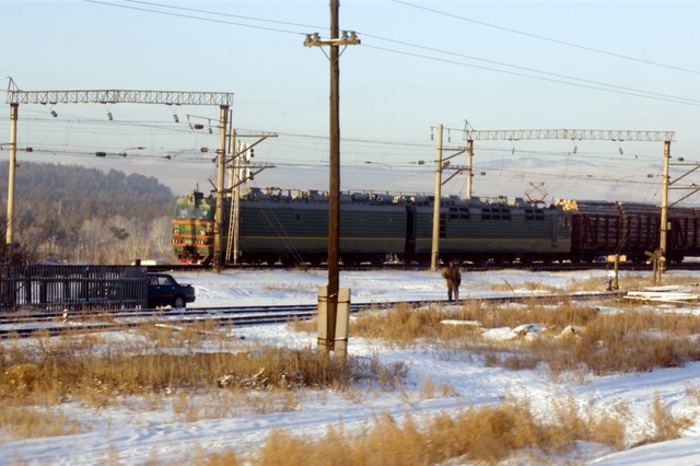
[[1, 0, 699, 200]]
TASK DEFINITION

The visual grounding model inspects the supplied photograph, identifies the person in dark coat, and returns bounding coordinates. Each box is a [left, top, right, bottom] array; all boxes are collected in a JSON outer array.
[[441, 260, 462, 303]]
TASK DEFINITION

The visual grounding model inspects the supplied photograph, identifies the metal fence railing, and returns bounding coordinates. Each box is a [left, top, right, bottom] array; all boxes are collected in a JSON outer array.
[[0, 265, 148, 312]]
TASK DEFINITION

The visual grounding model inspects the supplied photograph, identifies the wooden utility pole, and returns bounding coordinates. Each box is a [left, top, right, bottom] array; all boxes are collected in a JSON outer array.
[[327, 0, 341, 352], [304, 1, 359, 354]]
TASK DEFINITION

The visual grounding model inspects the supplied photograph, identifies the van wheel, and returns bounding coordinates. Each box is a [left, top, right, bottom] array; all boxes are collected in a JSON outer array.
[[174, 296, 186, 308]]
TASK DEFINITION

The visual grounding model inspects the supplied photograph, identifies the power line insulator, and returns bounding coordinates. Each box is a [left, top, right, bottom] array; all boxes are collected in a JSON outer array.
[[173, 114, 179, 123], [95, 151, 106, 157], [193, 124, 204, 130], [107, 112, 113, 121], [50, 110, 58, 118]]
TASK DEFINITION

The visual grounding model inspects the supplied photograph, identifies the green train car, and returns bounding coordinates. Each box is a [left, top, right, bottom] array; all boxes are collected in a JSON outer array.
[[407, 195, 571, 263], [172, 188, 572, 265], [173, 188, 407, 265], [235, 189, 407, 265]]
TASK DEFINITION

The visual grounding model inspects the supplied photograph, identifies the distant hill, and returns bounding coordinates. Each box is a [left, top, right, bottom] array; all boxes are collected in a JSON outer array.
[[0, 162, 174, 225], [0, 162, 177, 264]]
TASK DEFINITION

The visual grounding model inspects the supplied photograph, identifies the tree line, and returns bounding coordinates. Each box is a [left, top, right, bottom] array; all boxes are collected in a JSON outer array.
[[0, 162, 178, 264]]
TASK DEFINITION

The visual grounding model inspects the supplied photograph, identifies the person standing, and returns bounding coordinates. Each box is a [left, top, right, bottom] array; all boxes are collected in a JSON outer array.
[[441, 260, 462, 303]]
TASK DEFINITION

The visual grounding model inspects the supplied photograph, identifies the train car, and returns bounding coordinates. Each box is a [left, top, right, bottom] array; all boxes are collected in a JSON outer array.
[[173, 188, 407, 265], [407, 195, 571, 263], [558, 199, 700, 263], [173, 187, 700, 266], [235, 188, 407, 265], [667, 206, 700, 262], [172, 191, 218, 264]]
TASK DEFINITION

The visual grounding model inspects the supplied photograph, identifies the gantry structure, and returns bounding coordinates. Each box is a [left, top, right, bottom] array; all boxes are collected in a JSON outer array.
[[431, 126, 675, 283], [4, 81, 233, 269]]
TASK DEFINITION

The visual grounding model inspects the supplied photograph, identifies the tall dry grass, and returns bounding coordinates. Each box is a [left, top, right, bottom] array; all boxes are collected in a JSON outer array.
[[346, 299, 700, 376], [201, 395, 628, 466], [0, 323, 406, 439], [644, 394, 695, 444]]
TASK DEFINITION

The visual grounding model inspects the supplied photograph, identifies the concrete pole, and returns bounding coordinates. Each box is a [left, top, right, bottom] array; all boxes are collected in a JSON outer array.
[[5, 103, 18, 263], [227, 112, 235, 189], [430, 124, 443, 272], [657, 140, 671, 283], [466, 139, 474, 199], [213, 105, 229, 272], [233, 139, 241, 265]]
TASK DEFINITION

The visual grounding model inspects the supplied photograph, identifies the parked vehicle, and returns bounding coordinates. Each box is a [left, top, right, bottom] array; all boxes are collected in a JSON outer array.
[[147, 273, 196, 309]]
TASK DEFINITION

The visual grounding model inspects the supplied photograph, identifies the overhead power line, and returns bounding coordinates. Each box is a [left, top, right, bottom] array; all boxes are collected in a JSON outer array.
[[364, 44, 700, 107], [392, 0, 700, 76], [84, 0, 306, 35], [124, 0, 322, 30], [360, 35, 700, 106], [86, 0, 700, 107]]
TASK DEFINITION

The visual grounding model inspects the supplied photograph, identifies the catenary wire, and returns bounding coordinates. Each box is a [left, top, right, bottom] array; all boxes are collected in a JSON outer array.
[[84, 0, 700, 107], [392, 0, 700, 76]]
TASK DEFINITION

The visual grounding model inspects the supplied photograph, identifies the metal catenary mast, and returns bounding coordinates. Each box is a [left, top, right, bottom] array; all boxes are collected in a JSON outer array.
[[4, 81, 233, 268], [431, 127, 675, 281]]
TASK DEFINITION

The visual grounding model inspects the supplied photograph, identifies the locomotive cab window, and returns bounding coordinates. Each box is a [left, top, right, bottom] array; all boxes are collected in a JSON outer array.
[[175, 206, 190, 219], [194, 208, 211, 220]]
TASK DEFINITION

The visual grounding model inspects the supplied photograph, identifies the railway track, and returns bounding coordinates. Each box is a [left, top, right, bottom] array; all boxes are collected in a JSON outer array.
[[0, 291, 624, 340], [147, 262, 700, 273]]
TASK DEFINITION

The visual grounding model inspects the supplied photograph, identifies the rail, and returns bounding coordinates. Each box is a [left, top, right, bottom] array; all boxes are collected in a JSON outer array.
[[0, 291, 625, 339]]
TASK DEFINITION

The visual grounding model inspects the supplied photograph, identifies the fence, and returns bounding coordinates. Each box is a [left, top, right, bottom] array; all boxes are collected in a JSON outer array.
[[0, 265, 148, 312]]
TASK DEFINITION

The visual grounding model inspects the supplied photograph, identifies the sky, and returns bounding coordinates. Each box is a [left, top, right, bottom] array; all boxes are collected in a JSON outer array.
[[4, 268, 700, 464], [1, 0, 699, 203]]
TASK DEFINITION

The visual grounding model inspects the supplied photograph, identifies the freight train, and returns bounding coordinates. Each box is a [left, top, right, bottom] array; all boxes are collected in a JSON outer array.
[[171, 187, 700, 266]]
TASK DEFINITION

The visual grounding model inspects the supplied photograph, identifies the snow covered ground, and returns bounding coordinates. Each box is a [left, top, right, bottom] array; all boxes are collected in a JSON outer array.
[[4, 267, 700, 465]]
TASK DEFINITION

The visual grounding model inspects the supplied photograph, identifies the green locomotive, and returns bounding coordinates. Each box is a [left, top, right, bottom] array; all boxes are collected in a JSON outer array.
[[172, 187, 571, 265]]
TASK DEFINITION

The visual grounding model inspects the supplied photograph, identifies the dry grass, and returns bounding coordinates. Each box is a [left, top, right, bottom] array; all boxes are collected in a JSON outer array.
[[260, 281, 314, 292], [5, 272, 700, 459], [200, 395, 627, 466], [0, 405, 86, 440], [1, 345, 402, 401], [0, 324, 407, 439], [643, 394, 695, 444], [345, 299, 700, 376], [489, 279, 560, 294], [349, 302, 483, 348], [350, 301, 700, 377], [564, 272, 700, 293]]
